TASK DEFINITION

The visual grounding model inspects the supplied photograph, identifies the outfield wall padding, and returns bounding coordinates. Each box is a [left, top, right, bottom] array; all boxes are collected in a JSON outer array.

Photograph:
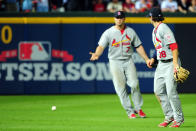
[[0, 17, 195, 94]]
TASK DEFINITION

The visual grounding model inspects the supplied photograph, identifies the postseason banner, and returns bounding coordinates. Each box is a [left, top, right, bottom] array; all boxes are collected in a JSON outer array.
[[0, 23, 155, 94]]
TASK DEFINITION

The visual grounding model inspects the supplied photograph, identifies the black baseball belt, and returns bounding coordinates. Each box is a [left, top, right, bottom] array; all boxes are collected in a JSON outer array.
[[160, 59, 173, 63]]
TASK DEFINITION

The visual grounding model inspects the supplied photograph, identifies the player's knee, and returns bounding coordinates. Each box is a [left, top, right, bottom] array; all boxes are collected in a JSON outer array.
[[167, 92, 179, 100], [129, 80, 139, 90]]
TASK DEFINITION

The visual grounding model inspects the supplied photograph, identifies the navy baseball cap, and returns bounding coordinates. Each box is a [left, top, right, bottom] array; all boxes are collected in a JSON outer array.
[[147, 7, 163, 17], [114, 11, 125, 18]]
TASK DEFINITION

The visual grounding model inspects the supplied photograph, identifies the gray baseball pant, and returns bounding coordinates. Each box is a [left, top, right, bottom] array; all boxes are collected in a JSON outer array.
[[154, 60, 184, 122], [109, 58, 143, 116]]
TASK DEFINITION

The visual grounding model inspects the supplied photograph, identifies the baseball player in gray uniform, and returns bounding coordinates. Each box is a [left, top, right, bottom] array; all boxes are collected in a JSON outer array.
[[147, 7, 184, 128], [90, 11, 151, 119]]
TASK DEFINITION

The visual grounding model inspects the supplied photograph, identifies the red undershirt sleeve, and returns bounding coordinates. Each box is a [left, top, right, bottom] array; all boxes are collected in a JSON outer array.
[[169, 43, 178, 51]]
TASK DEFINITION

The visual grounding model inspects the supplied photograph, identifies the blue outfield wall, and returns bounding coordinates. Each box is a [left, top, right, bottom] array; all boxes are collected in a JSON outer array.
[[0, 23, 168, 94]]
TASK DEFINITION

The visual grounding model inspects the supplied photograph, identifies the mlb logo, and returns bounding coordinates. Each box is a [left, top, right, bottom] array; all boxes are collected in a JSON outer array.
[[19, 41, 51, 61]]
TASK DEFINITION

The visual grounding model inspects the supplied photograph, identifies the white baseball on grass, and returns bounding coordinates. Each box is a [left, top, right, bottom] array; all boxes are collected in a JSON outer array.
[[51, 106, 56, 111]]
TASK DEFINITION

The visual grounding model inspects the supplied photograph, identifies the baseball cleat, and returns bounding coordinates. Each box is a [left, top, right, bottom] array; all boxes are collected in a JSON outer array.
[[128, 114, 136, 119], [138, 109, 146, 118], [158, 118, 174, 127], [135, 109, 146, 118], [169, 120, 184, 128]]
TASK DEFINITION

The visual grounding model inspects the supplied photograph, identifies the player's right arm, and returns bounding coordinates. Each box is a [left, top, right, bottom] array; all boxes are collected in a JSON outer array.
[[90, 46, 104, 61], [89, 30, 109, 61], [90, 29, 109, 61]]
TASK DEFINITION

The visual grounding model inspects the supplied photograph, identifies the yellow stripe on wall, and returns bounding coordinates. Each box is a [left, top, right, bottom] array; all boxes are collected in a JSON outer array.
[[164, 17, 196, 23], [0, 17, 196, 24]]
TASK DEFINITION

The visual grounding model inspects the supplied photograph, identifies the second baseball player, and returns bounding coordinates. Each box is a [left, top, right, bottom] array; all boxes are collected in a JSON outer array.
[[90, 11, 151, 118]]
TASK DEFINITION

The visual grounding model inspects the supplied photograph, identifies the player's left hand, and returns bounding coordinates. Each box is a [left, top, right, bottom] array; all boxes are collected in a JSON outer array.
[[146, 59, 153, 68]]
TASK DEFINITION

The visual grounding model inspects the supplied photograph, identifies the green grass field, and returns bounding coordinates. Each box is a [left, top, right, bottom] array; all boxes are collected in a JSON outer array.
[[0, 94, 195, 131]]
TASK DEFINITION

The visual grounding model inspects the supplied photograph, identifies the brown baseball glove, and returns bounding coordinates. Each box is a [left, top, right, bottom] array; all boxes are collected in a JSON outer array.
[[174, 67, 190, 83]]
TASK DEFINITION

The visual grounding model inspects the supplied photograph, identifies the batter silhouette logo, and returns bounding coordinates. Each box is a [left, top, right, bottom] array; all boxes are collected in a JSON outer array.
[[19, 41, 51, 61]]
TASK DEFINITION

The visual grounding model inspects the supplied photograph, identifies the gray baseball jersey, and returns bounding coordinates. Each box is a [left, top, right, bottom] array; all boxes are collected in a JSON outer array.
[[152, 23, 176, 60], [98, 26, 142, 60], [98, 25, 144, 117]]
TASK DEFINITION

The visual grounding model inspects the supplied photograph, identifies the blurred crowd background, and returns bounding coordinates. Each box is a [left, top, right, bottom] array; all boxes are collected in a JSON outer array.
[[0, 0, 196, 13]]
